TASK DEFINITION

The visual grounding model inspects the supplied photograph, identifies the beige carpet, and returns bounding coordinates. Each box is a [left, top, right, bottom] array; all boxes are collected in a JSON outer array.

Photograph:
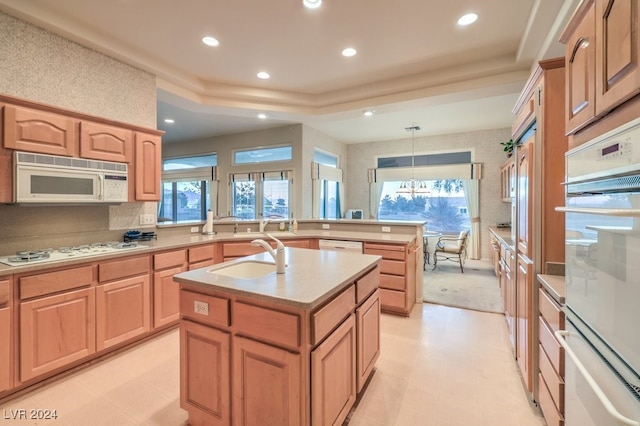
[[422, 258, 505, 314]]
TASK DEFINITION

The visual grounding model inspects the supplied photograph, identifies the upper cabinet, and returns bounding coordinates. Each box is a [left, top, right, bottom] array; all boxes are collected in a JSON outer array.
[[134, 131, 162, 201], [562, 0, 640, 137], [3, 104, 78, 156], [80, 121, 133, 163]]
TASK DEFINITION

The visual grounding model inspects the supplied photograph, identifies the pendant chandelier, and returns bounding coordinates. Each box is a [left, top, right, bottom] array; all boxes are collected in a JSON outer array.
[[397, 125, 429, 197]]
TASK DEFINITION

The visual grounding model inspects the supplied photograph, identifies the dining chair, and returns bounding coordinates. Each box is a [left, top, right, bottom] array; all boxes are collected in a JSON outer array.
[[432, 230, 470, 273]]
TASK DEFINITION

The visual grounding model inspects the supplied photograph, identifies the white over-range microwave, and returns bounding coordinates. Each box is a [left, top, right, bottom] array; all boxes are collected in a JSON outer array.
[[14, 151, 128, 203]]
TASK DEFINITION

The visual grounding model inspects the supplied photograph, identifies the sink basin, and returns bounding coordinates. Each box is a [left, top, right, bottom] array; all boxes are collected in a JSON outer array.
[[208, 261, 276, 279]]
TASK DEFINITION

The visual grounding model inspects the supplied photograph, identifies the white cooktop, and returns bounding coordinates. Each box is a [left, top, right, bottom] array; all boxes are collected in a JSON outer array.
[[0, 242, 146, 267]]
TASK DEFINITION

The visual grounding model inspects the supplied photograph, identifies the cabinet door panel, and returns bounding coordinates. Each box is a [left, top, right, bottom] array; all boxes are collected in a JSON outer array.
[[0, 307, 11, 392], [3, 105, 77, 156], [312, 314, 356, 426], [134, 132, 161, 201], [517, 138, 534, 258], [233, 336, 301, 426], [356, 291, 380, 393], [596, 0, 640, 114], [180, 320, 230, 425], [20, 287, 96, 382], [96, 275, 150, 350], [79, 121, 132, 163], [153, 266, 184, 328], [516, 254, 533, 392]]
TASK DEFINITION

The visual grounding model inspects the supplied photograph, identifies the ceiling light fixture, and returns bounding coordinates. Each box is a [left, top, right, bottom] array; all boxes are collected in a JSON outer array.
[[257, 71, 270, 79], [363, 109, 375, 117], [302, 0, 322, 9], [397, 125, 429, 198], [457, 13, 478, 26], [164, 118, 175, 124], [257, 113, 267, 119], [201, 36, 220, 46], [342, 47, 357, 57]]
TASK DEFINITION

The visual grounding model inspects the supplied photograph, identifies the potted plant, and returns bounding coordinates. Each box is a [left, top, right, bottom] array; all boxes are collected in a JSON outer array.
[[500, 139, 514, 157]]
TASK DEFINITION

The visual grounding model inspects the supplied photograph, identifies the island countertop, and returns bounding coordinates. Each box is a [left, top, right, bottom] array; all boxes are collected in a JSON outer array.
[[173, 247, 381, 310]]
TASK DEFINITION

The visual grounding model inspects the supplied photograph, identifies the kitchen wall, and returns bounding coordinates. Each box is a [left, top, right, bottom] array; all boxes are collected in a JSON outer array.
[[0, 11, 158, 252], [346, 128, 512, 259]]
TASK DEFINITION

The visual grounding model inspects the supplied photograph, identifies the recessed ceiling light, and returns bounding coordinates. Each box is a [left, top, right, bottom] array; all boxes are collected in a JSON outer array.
[[257, 71, 270, 79], [258, 113, 267, 119], [201, 36, 219, 46], [303, 0, 322, 9], [363, 110, 375, 117], [164, 118, 175, 124], [342, 47, 357, 57], [457, 13, 478, 26]]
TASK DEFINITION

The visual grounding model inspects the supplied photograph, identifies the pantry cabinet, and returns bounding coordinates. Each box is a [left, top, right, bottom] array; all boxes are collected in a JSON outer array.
[[0, 277, 11, 393], [79, 121, 133, 163], [3, 104, 78, 156], [562, 0, 640, 137]]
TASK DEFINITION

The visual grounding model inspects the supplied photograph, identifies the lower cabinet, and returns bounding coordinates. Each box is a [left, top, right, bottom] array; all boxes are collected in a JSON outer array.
[[356, 290, 380, 393], [0, 305, 12, 392], [153, 266, 185, 328], [312, 314, 357, 426], [96, 275, 151, 351], [516, 253, 534, 392], [19, 287, 96, 382], [180, 319, 230, 426], [234, 336, 302, 426]]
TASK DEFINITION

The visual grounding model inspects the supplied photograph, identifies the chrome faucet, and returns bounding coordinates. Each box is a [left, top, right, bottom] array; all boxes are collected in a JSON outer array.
[[251, 233, 286, 274]]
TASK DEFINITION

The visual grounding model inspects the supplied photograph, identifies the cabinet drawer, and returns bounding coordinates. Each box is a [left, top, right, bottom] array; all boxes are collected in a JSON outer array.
[[380, 259, 405, 276], [154, 249, 187, 270], [20, 265, 93, 299], [364, 243, 405, 260], [188, 245, 215, 264], [235, 302, 301, 349], [379, 273, 405, 291], [222, 242, 264, 258], [379, 288, 406, 310], [180, 290, 229, 328], [539, 288, 564, 333], [99, 255, 149, 282], [539, 343, 564, 412], [356, 266, 379, 304], [188, 259, 217, 271], [0, 279, 9, 307], [312, 285, 356, 345], [539, 316, 564, 375], [538, 373, 564, 426]]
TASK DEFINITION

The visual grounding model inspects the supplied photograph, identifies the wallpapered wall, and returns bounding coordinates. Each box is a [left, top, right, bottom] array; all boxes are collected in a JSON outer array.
[[345, 128, 513, 259], [0, 11, 158, 253]]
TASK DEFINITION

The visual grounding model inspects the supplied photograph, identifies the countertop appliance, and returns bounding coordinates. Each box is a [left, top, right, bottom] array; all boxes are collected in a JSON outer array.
[[14, 151, 128, 203], [0, 241, 145, 267], [556, 118, 640, 426], [345, 209, 364, 219], [318, 239, 363, 253]]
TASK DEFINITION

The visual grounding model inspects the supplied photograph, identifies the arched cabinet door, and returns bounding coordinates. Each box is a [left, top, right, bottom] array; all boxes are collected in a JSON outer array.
[[134, 131, 161, 201]]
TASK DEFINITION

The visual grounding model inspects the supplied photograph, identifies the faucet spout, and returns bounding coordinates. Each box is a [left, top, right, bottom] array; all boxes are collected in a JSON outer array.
[[251, 233, 286, 274]]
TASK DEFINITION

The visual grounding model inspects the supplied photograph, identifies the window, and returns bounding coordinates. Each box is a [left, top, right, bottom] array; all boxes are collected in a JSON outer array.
[[230, 172, 292, 220], [314, 149, 338, 167], [378, 180, 470, 233], [233, 145, 292, 165], [158, 155, 217, 223], [312, 151, 343, 219]]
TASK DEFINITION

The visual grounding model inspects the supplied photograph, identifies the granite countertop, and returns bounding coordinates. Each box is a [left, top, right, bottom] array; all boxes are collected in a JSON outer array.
[[537, 274, 565, 305], [174, 247, 381, 310], [0, 229, 415, 277]]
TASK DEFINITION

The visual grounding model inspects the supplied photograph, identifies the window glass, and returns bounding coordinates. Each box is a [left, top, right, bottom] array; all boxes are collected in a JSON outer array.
[[234, 146, 292, 164], [163, 154, 217, 170], [158, 179, 211, 223], [377, 151, 470, 168], [263, 180, 290, 219], [314, 150, 338, 167], [320, 181, 340, 219], [378, 179, 469, 233], [232, 181, 256, 220]]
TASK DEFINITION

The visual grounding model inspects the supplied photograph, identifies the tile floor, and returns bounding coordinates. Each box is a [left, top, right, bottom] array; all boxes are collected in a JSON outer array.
[[0, 304, 545, 426]]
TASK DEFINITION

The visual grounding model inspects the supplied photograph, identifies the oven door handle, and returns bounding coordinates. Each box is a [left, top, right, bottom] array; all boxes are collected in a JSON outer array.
[[555, 330, 640, 426], [555, 206, 640, 217]]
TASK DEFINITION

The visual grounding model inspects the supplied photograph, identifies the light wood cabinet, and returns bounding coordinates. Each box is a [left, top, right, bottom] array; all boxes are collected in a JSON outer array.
[[153, 266, 185, 328], [3, 104, 78, 156], [311, 314, 357, 426], [500, 157, 515, 202], [188, 244, 217, 270], [233, 335, 302, 425], [516, 253, 533, 393], [356, 290, 380, 393], [516, 137, 534, 259], [96, 275, 151, 351], [20, 287, 96, 382], [0, 276, 11, 393], [180, 319, 230, 426], [134, 131, 162, 201], [79, 121, 133, 163], [0, 110, 13, 202], [364, 241, 416, 316]]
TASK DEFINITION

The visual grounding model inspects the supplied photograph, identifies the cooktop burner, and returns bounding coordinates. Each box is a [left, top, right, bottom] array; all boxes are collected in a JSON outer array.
[[0, 241, 145, 267]]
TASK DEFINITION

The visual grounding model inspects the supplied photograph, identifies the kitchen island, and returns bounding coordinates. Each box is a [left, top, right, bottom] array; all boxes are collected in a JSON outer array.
[[173, 247, 381, 426]]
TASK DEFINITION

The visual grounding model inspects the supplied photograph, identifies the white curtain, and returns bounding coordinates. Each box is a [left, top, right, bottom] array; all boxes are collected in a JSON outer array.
[[311, 162, 343, 219], [462, 178, 480, 259], [368, 169, 385, 219]]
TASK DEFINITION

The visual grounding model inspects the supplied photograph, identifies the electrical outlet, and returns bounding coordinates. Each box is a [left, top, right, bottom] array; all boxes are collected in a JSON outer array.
[[193, 300, 209, 316], [190, 226, 200, 233], [139, 214, 155, 225], [382, 226, 391, 232], [322, 224, 330, 229]]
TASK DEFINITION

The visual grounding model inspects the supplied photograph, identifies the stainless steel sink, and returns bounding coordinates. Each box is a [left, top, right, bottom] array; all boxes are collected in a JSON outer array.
[[208, 260, 276, 279]]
